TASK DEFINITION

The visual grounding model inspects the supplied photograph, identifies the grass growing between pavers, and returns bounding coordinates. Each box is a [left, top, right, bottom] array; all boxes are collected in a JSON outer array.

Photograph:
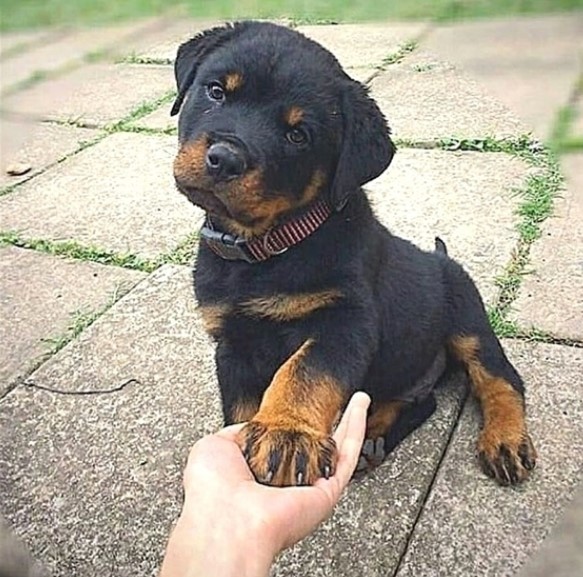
[[101, 90, 178, 134], [121, 53, 174, 66], [0, 231, 198, 397], [1, 45, 122, 97], [396, 135, 566, 345], [549, 75, 583, 154], [380, 40, 418, 67], [0, 230, 200, 271], [0, 130, 106, 197], [3, 0, 583, 30], [0, 280, 139, 400], [0, 91, 178, 198], [41, 282, 135, 356], [0, 231, 160, 271]]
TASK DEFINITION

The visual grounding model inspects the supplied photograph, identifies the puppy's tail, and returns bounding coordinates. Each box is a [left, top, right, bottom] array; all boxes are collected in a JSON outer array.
[[434, 236, 448, 256]]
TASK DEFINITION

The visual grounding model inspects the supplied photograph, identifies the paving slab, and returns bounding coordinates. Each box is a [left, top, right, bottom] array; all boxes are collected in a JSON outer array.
[[396, 340, 583, 577], [422, 14, 583, 140], [0, 265, 220, 577], [0, 29, 62, 59], [516, 485, 583, 577], [347, 66, 378, 84], [0, 263, 467, 576], [366, 148, 532, 305], [0, 20, 161, 92], [0, 64, 174, 126], [370, 51, 526, 141], [275, 382, 464, 577], [573, 94, 583, 137], [512, 154, 583, 339], [0, 514, 47, 577], [122, 19, 218, 63], [0, 246, 145, 396], [296, 23, 427, 69], [0, 132, 202, 259], [0, 118, 101, 188], [129, 100, 176, 132]]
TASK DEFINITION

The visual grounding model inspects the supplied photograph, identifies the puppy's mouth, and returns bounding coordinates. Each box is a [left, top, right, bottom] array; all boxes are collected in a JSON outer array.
[[176, 181, 232, 219]]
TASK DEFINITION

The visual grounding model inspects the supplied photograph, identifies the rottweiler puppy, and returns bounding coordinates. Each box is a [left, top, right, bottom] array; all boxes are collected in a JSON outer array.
[[171, 21, 537, 487]]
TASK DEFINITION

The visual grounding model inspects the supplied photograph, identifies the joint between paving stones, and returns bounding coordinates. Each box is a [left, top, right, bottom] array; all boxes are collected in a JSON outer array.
[[489, 149, 562, 337], [0, 129, 107, 197], [365, 36, 425, 85], [394, 135, 565, 346], [106, 89, 177, 134], [394, 134, 542, 154], [1, 51, 113, 98], [0, 30, 66, 62], [0, 282, 138, 402], [392, 386, 469, 577], [0, 232, 158, 271], [1, 91, 179, 197], [549, 73, 583, 153], [120, 54, 173, 66], [0, 230, 198, 271]]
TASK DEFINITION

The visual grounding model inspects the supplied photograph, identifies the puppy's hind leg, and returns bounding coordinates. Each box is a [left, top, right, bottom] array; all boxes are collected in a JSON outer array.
[[356, 350, 446, 473], [356, 396, 437, 474], [445, 261, 537, 486]]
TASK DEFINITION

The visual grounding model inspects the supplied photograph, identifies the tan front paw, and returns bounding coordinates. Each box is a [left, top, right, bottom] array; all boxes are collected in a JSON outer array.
[[237, 419, 337, 487]]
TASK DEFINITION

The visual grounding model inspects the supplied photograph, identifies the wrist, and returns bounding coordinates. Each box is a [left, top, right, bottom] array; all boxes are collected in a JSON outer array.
[[161, 506, 277, 577]]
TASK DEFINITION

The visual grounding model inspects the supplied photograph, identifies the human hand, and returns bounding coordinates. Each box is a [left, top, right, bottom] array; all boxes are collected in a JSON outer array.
[[159, 391, 370, 577]]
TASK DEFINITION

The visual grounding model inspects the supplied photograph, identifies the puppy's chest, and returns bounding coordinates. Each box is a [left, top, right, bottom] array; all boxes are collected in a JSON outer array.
[[197, 288, 344, 341]]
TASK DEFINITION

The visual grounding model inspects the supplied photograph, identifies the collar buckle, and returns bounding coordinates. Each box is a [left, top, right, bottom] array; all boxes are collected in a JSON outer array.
[[201, 199, 332, 263], [200, 224, 255, 263]]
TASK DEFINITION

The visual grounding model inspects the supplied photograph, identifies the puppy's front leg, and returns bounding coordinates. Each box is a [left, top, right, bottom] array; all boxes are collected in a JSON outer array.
[[237, 339, 347, 487]]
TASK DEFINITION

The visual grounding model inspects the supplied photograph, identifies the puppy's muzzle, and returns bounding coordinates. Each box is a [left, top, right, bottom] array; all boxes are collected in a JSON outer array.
[[206, 143, 246, 182]]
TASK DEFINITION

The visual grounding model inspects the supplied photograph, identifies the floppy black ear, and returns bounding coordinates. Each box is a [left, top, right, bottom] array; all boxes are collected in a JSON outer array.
[[170, 22, 247, 116], [330, 81, 396, 209]]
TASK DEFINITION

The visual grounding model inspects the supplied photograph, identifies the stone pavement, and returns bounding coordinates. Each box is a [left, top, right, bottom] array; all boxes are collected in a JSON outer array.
[[1, 13, 582, 577]]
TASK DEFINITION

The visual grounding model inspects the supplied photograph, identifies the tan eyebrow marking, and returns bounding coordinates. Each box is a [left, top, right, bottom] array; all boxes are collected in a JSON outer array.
[[285, 106, 304, 126], [225, 72, 243, 92]]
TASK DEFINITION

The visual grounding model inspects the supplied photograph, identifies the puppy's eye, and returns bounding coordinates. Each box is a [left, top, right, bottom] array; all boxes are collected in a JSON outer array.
[[286, 127, 308, 146], [207, 81, 225, 102]]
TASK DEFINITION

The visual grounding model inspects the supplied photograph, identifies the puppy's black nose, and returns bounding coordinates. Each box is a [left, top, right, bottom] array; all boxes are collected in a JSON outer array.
[[205, 143, 246, 181]]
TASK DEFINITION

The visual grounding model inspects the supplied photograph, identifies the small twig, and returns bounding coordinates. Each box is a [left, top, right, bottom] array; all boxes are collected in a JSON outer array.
[[22, 378, 141, 396]]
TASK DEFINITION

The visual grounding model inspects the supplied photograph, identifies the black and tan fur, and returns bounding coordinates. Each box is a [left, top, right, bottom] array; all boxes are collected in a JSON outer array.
[[171, 21, 536, 487]]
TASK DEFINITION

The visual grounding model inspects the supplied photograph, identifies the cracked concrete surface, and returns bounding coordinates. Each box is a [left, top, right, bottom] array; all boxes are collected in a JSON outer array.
[[1, 12, 582, 577]]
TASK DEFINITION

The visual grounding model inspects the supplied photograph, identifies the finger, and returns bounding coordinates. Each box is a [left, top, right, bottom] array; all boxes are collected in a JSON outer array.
[[186, 424, 245, 465], [332, 391, 370, 447], [213, 423, 245, 441], [185, 427, 252, 486], [331, 391, 370, 490], [263, 394, 371, 551]]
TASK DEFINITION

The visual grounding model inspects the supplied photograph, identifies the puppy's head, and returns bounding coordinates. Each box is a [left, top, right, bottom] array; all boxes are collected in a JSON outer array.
[[172, 22, 395, 238]]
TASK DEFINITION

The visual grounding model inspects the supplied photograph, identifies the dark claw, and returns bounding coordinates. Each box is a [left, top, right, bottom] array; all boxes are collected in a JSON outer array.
[[519, 441, 536, 470], [323, 465, 331, 479], [266, 447, 282, 483], [478, 451, 497, 479], [500, 445, 519, 485], [295, 451, 308, 486]]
